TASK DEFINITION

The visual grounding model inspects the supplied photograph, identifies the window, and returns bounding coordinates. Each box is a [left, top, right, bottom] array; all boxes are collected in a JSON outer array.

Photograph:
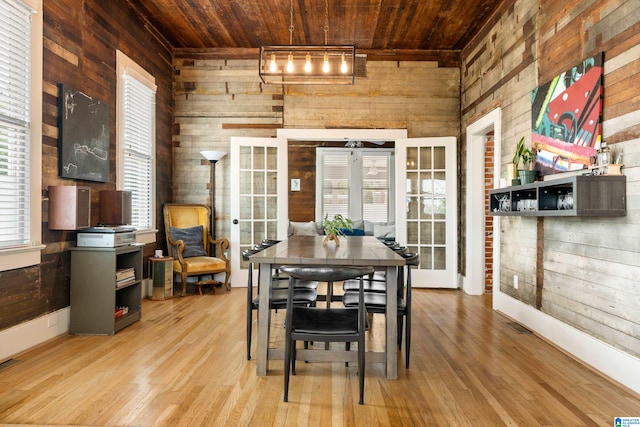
[[316, 148, 394, 222], [0, 0, 43, 271], [116, 50, 156, 243]]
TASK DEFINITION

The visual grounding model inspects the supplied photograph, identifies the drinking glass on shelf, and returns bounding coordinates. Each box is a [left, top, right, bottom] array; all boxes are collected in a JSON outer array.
[[565, 192, 573, 210]]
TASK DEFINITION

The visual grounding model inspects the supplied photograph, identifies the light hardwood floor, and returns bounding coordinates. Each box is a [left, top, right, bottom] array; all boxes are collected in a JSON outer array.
[[0, 287, 638, 426]]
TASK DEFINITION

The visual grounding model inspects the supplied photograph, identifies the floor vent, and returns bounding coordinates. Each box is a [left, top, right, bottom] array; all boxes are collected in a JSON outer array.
[[0, 358, 21, 372], [506, 321, 532, 334]]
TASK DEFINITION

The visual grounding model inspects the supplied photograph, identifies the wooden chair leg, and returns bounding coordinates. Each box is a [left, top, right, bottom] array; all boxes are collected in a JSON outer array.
[[224, 272, 231, 292], [181, 272, 188, 296]]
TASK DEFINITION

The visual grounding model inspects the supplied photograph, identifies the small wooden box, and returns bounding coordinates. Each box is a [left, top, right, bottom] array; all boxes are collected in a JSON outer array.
[[149, 257, 173, 300]]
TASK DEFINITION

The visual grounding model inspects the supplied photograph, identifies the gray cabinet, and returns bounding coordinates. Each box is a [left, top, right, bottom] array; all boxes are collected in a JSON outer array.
[[489, 175, 626, 217], [70, 245, 143, 335]]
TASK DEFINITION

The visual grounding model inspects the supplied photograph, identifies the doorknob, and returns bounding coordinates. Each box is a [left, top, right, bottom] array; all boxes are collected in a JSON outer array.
[[233, 219, 238, 224]]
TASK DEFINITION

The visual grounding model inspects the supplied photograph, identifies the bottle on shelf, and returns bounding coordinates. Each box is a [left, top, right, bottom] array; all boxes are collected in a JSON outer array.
[[597, 141, 611, 166]]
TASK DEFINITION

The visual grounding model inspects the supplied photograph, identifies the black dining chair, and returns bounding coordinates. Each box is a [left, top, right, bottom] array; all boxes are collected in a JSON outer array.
[[244, 248, 317, 360], [280, 264, 375, 405], [257, 239, 319, 293], [342, 244, 408, 292], [342, 252, 418, 368], [342, 245, 407, 293]]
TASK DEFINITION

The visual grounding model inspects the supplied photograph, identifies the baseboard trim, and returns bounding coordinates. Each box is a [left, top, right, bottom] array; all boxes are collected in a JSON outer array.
[[0, 307, 69, 362], [494, 292, 640, 394]]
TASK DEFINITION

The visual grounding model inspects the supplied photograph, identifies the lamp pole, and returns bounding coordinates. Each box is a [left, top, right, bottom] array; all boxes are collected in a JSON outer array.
[[200, 151, 227, 240]]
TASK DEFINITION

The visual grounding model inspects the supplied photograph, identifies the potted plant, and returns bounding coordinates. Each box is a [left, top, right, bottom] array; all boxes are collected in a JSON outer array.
[[513, 136, 536, 184], [322, 213, 353, 246]]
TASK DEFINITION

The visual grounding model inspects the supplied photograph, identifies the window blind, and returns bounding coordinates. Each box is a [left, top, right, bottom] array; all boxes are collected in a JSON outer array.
[[0, 0, 32, 247], [320, 153, 350, 218], [362, 154, 389, 222], [318, 149, 393, 223], [122, 74, 154, 230]]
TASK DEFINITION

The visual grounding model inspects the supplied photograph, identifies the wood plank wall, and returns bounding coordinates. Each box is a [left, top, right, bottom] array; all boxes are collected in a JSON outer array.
[[0, 0, 173, 332], [172, 57, 461, 240], [461, 0, 640, 358]]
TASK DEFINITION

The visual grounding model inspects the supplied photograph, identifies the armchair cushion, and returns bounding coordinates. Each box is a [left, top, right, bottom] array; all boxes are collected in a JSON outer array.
[[173, 256, 227, 274], [170, 225, 207, 258]]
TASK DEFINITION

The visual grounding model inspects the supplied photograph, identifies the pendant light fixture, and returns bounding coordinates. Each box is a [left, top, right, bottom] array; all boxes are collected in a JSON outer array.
[[259, 0, 355, 85]]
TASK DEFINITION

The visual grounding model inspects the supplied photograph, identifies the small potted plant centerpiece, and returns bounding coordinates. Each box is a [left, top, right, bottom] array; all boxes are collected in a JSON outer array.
[[513, 136, 536, 184], [322, 214, 353, 246]]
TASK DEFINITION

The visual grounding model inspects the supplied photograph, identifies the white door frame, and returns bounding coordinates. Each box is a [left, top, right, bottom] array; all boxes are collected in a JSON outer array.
[[230, 129, 407, 284], [464, 108, 501, 296], [277, 128, 407, 235]]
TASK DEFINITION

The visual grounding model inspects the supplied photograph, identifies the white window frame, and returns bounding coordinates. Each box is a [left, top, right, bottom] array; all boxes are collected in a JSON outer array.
[[0, 0, 44, 271], [116, 50, 157, 244], [315, 147, 395, 223]]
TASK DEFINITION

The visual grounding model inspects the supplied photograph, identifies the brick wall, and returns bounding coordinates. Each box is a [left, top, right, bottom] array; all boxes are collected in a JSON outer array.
[[484, 135, 494, 293]]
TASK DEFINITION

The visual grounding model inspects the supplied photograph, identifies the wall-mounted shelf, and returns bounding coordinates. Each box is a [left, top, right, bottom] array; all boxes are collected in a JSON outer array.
[[489, 175, 626, 217]]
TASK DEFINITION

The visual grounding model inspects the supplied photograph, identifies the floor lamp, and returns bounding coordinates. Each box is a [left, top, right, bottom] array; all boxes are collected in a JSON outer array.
[[200, 150, 226, 239]]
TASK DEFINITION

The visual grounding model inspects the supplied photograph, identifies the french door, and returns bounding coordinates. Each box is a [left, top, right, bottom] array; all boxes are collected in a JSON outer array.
[[396, 137, 458, 288], [230, 137, 288, 287], [229, 134, 457, 289]]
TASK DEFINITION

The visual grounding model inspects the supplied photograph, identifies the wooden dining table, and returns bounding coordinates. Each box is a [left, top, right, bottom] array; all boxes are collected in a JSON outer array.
[[249, 235, 406, 379]]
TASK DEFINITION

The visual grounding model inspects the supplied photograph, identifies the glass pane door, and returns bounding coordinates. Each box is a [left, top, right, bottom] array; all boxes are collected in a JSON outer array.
[[230, 137, 287, 287], [397, 137, 457, 288]]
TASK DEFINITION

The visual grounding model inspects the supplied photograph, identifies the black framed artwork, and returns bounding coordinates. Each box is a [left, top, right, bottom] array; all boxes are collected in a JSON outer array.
[[58, 84, 110, 182]]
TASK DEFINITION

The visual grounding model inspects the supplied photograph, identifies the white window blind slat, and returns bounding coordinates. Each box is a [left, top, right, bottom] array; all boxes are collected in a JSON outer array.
[[320, 153, 350, 218], [122, 73, 154, 230], [318, 149, 393, 223], [362, 154, 390, 222], [0, 0, 32, 247]]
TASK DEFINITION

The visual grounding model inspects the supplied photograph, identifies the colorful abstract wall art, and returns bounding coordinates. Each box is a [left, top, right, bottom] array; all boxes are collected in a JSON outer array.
[[531, 53, 604, 175]]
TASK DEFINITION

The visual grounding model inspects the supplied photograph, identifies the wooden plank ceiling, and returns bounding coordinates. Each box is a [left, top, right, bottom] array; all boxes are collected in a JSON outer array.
[[125, 0, 505, 53]]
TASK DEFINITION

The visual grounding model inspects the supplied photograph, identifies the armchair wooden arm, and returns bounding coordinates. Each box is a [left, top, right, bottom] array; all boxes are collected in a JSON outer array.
[[206, 236, 230, 262]]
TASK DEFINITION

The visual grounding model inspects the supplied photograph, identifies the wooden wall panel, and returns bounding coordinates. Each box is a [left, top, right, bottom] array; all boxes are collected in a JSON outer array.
[[172, 56, 460, 243], [284, 62, 460, 137], [0, 0, 173, 333], [287, 145, 318, 222], [461, 0, 640, 359], [173, 58, 283, 240]]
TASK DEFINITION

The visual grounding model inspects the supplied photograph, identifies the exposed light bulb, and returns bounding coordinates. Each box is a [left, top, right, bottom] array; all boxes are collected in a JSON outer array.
[[286, 53, 294, 73], [340, 53, 348, 74], [322, 52, 330, 73], [269, 53, 277, 72], [304, 53, 312, 73]]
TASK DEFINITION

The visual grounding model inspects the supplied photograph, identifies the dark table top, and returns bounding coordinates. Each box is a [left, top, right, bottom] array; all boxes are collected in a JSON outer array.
[[249, 235, 405, 267]]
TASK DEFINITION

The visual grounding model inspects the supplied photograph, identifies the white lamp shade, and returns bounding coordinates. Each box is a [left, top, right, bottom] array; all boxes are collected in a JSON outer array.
[[200, 150, 227, 162]]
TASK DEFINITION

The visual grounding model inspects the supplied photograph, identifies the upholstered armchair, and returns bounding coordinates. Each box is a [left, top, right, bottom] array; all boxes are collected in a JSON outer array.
[[163, 204, 231, 296]]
